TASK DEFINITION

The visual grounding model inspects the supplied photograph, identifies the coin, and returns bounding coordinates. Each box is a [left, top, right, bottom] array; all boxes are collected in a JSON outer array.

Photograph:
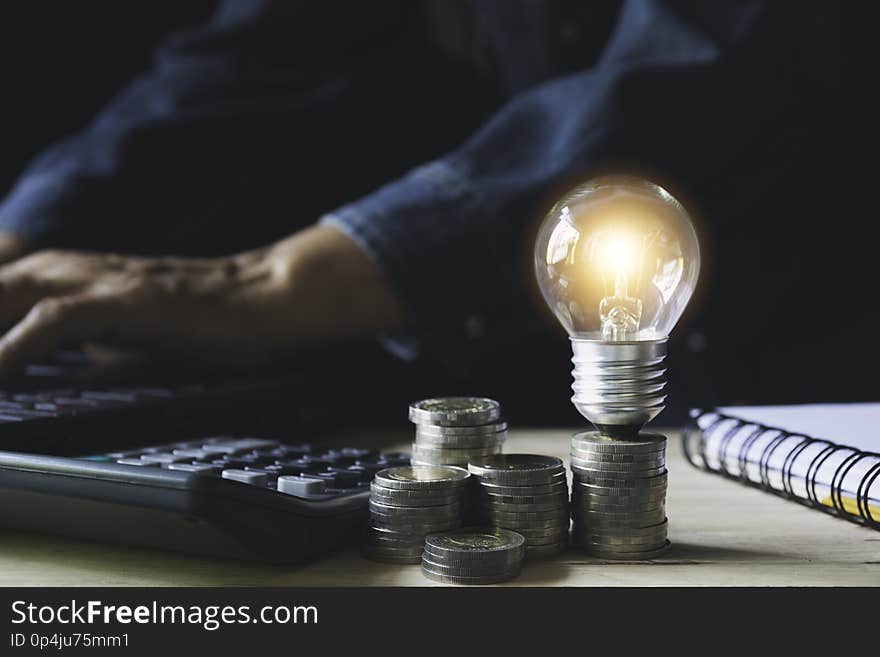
[[569, 449, 667, 464], [374, 465, 470, 490], [370, 482, 466, 500], [369, 517, 463, 533], [409, 397, 502, 427], [524, 541, 568, 559], [469, 454, 565, 485], [369, 500, 463, 517], [412, 444, 502, 461], [414, 433, 507, 449], [579, 540, 672, 560], [414, 422, 508, 437], [569, 460, 667, 477], [571, 471, 668, 488], [479, 498, 568, 513], [571, 481, 667, 496], [571, 432, 666, 453], [425, 527, 525, 555], [477, 490, 569, 505], [370, 492, 463, 508], [477, 480, 569, 496], [420, 564, 521, 585]]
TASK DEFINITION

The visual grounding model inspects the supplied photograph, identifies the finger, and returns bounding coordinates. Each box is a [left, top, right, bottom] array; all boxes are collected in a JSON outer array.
[[0, 294, 123, 376]]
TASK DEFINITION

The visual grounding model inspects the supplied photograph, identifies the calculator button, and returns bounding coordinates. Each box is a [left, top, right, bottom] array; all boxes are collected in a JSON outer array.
[[277, 476, 326, 496], [172, 448, 210, 459], [221, 469, 270, 486], [167, 463, 222, 474], [139, 453, 187, 465], [116, 458, 159, 467], [324, 468, 362, 488]]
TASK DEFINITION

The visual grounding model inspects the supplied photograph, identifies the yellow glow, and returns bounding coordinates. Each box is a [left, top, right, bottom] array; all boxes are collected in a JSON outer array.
[[601, 233, 639, 274]]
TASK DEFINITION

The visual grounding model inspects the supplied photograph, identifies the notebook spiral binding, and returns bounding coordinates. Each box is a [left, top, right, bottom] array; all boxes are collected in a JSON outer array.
[[683, 409, 880, 530]]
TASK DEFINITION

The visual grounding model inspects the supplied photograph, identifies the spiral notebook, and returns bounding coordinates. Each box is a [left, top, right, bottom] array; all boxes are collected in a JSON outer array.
[[684, 403, 880, 529]]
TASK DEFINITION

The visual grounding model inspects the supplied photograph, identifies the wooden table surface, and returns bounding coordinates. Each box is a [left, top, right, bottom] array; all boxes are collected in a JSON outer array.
[[2, 428, 878, 587]]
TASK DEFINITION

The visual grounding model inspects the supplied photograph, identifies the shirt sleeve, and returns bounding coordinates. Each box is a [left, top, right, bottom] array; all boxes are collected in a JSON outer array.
[[322, 0, 791, 361], [0, 0, 412, 255]]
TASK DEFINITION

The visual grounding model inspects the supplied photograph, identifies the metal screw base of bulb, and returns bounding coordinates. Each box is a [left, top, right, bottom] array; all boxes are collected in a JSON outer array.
[[570, 338, 668, 438]]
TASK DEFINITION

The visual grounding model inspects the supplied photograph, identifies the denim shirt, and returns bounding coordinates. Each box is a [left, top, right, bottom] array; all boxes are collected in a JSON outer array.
[[0, 0, 832, 364]]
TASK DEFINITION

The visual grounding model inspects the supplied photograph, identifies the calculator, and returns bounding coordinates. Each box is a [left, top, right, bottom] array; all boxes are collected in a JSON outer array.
[[0, 436, 410, 563]]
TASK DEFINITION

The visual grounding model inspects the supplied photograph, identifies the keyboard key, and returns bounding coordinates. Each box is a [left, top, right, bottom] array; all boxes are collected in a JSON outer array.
[[167, 463, 222, 474], [139, 453, 187, 465], [117, 458, 159, 467], [221, 469, 269, 486], [172, 448, 210, 459], [82, 390, 139, 402], [277, 476, 326, 496], [324, 468, 362, 488]]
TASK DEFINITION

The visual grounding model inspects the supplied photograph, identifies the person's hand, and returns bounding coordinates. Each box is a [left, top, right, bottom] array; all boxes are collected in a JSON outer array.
[[0, 232, 31, 265], [0, 225, 403, 375]]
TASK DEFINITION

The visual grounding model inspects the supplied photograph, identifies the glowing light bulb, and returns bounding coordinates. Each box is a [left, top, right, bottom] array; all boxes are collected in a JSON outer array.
[[534, 176, 700, 435]]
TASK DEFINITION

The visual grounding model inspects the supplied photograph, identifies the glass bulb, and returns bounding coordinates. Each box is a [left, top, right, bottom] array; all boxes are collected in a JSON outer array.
[[534, 176, 700, 434], [534, 176, 699, 341]]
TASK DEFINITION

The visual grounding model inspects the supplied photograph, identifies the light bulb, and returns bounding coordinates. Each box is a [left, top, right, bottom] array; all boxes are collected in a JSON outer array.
[[534, 176, 700, 436]]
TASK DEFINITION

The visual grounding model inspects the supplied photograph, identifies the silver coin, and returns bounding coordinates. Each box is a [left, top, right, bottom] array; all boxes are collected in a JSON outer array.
[[572, 492, 666, 508], [575, 533, 668, 548], [570, 456, 666, 471], [419, 557, 519, 579], [478, 502, 569, 516], [571, 470, 668, 487], [571, 480, 667, 496], [469, 454, 565, 485], [524, 541, 569, 559], [570, 432, 667, 453], [571, 488, 665, 504], [578, 540, 672, 560], [414, 422, 508, 437], [481, 515, 570, 531], [507, 525, 571, 539], [414, 434, 507, 449], [412, 444, 502, 459], [571, 511, 666, 527], [420, 564, 521, 585], [423, 541, 524, 563], [370, 492, 463, 508], [478, 490, 569, 505], [370, 482, 466, 500], [569, 459, 667, 476], [477, 480, 569, 496], [569, 448, 667, 464], [572, 497, 666, 513], [409, 397, 502, 427], [575, 519, 668, 539], [425, 527, 525, 555], [374, 465, 470, 490], [370, 516, 463, 532], [370, 501, 463, 518], [478, 500, 568, 514]]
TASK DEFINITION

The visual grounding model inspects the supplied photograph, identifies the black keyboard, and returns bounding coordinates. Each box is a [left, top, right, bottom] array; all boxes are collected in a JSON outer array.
[[0, 435, 410, 563], [0, 348, 396, 455]]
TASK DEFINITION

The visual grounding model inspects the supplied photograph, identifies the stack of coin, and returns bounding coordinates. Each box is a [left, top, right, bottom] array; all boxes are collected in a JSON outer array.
[[569, 432, 670, 559], [362, 465, 470, 563], [468, 454, 569, 559], [421, 527, 526, 584], [408, 397, 506, 467]]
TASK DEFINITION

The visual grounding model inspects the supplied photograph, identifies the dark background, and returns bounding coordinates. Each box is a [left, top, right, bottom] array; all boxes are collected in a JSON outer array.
[[0, 2, 865, 427]]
